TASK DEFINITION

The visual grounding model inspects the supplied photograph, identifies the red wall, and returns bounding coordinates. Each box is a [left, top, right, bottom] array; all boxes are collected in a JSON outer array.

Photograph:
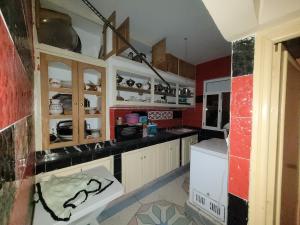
[[182, 56, 232, 127], [0, 7, 35, 225], [229, 75, 253, 200]]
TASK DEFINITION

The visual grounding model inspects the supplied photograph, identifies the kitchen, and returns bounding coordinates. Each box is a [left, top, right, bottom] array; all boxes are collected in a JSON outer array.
[[1, 0, 300, 225]]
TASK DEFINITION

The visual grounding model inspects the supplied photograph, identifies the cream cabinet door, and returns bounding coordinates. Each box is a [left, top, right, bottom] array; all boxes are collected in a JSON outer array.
[[122, 150, 143, 193], [157, 143, 170, 177], [182, 135, 198, 166], [182, 137, 191, 166], [142, 146, 157, 185], [169, 139, 180, 171]]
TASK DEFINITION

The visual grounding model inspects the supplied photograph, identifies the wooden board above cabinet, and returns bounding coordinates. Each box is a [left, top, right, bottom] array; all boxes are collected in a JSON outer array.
[[102, 11, 116, 60], [151, 39, 195, 79], [166, 53, 179, 75], [179, 59, 196, 80], [116, 17, 130, 55], [152, 38, 167, 71]]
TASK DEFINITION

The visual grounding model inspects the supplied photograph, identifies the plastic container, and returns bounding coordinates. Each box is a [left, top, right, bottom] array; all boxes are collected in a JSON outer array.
[[125, 113, 139, 125]]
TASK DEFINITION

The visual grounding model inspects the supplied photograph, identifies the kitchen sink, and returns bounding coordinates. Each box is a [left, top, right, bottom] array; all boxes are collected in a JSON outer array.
[[166, 128, 196, 135]]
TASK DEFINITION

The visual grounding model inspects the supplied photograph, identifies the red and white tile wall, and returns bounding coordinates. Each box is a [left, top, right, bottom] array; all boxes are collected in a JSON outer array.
[[0, 1, 35, 224]]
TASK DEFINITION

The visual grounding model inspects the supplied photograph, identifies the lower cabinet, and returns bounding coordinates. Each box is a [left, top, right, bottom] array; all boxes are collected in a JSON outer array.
[[122, 139, 180, 193], [181, 134, 198, 166], [122, 146, 157, 193]]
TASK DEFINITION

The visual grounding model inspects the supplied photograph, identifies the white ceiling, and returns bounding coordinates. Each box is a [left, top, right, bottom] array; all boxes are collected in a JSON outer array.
[[43, 0, 231, 65], [202, 0, 300, 41]]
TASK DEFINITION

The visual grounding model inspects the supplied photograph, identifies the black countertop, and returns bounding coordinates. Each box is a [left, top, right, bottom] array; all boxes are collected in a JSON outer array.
[[35, 129, 201, 175]]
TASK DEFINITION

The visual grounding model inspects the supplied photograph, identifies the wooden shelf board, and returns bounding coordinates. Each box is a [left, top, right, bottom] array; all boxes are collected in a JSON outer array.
[[49, 87, 72, 93], [85, 113, 101, 118], [117, 86, 151, 94], [82, 137, 103, 144], [49, 114, 72, 119], [49, 141, 74, 149]]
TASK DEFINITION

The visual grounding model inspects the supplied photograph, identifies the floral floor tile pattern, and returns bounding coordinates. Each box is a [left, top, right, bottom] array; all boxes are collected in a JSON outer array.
[[127, 200, 196, 225]]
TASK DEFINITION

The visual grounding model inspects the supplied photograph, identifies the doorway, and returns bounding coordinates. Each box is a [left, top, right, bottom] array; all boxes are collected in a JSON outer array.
[[276, 43, 300, 225], [248, 17, 300, 225]]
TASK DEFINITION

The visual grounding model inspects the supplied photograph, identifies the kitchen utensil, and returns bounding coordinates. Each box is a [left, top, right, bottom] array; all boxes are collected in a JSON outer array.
[[143, 81, 151, 90], [116, 74, 124, 84], [125, 113, 139, 125], [128, 52, 134, 60], [89, 107, 97, 114], [49, 99, 63, 115], [133, 53, 146, 63], [116, 117, 123, 125], [49, 78, 61, 88], [182, 88, 191, 96], [57, 120, 73, 140], [135, 83, 142, 89], [147, 124, 157, 136], [90, 129, 100, 138], [38, 17, 81, 53], [126, 79, 135, 87]]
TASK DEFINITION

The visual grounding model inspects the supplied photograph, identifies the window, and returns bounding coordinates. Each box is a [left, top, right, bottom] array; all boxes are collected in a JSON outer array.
[[202, 77, 231, 131]]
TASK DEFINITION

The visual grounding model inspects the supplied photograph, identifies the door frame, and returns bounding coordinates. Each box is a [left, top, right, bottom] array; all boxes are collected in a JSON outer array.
[[249, 17, 300, 225]]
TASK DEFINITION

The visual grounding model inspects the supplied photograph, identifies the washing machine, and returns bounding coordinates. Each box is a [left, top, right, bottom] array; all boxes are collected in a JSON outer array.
[[189, 138, 228, 224]]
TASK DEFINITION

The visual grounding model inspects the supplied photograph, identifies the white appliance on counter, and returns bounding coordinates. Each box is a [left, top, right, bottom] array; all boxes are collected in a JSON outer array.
[[189, 138, 228, 225]]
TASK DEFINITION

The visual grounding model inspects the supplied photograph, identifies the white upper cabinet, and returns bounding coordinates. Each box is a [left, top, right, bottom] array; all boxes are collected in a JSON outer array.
[[106, 56, 196, 108]]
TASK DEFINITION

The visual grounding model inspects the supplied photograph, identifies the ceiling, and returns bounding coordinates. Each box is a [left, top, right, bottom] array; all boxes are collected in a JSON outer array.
[[42, 0, 231, 65], [202, 0, 300, 41]]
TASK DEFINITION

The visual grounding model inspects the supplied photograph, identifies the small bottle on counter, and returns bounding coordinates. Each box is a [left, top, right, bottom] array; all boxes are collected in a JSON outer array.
[[143, 124, 148, 137]]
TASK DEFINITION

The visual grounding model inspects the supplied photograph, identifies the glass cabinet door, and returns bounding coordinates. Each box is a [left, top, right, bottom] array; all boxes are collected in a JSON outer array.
[[78, 62, 106, 144], [204, 94, 220, 128], [40, 53, 79, 149]]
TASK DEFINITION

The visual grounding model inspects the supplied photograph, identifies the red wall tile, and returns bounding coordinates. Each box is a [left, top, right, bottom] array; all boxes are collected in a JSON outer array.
[[228, 156, 250, 200], [0, 11, 34, 225], [229, 74, 253, 200], [230, 75, 253, 118], [0, 16, 32, 129], [182, 56, 231, 127], [229, 117, 252, 159]]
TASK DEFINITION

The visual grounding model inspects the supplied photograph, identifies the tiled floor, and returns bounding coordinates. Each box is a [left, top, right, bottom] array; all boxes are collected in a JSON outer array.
[[98, 168, 192, 225]]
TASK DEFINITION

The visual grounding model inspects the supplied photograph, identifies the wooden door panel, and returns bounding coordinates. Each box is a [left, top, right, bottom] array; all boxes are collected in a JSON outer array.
[[116, 17, 130, 55]]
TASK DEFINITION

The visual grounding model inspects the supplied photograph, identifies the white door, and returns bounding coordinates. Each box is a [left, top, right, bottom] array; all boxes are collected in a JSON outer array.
[[142, 147, 157, 185], [122, 150, 143, 193], [182, 137, 190, 166]]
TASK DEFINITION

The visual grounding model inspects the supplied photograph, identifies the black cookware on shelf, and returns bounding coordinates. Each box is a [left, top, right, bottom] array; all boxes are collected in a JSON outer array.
[[57, 120, 73, 140]]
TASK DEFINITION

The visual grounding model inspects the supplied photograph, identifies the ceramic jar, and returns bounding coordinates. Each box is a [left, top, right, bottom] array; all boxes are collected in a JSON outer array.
[[49, 99, 63, 115]]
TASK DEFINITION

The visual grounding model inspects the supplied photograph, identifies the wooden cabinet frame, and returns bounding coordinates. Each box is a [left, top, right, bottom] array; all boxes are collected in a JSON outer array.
[[78, 62, 106, 144], [249, 17, 300, 225], [40, 53, 79, 149], [40, 53, 106, 149]]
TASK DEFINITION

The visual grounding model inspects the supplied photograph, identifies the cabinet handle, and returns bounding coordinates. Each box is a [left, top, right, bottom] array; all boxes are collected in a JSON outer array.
[[144, 156, 146, 159], [74, 102, 78, 106], [80, 103, 84, 106]]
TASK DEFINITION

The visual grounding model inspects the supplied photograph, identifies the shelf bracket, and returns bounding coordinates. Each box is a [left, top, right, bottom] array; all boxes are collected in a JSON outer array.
[[81, 0, 171, 88]]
